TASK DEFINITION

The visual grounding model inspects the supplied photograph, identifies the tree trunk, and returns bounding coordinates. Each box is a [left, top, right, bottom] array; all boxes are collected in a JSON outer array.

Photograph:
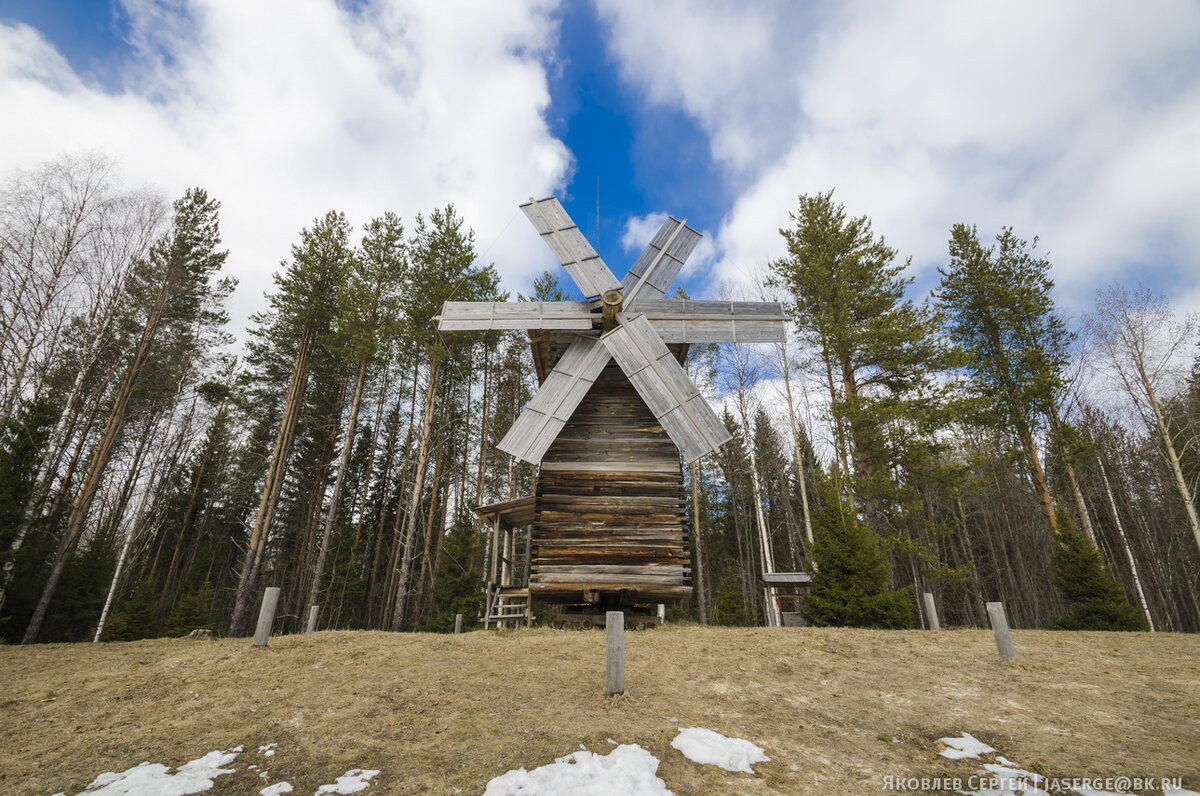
[[1093, 442, 1155, 631], [777, 341, 815, 556], [228, 331, 314, 636], [392, 354, 441, 632], [306, 358, 369, 622], [414, 410, 447, 622], [1139, 362, 1200, 556]]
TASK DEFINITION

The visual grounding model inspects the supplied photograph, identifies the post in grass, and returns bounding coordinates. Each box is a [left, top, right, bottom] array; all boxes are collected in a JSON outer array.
[[306, 604, 319, 633], [454, 613, 463, 635], [605, 610, 625, 696], [986, 601, 1016, 662], [252, 587, 281, 648], [923, 592, 940, 630]]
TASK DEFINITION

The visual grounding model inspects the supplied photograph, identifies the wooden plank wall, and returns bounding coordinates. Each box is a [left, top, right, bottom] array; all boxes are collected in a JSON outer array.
[[530, 361, 691, 602]]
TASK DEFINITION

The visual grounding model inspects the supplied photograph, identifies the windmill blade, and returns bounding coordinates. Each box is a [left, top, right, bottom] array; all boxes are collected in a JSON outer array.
[[496, 335, 611, 464], [521, 197, 621, 299], [437, 300, 594, 331], [621, 216, 703, 309], [601, 313, 732, 463], [637, 298, 788, 343]]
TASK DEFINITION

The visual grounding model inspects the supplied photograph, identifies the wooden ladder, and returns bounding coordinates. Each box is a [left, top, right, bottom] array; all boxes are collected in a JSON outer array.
[[485, 586, 532, 629]]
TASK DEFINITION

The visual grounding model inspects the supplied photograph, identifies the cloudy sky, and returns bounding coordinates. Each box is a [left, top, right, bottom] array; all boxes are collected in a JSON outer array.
[[2, 0, 1198, 332]]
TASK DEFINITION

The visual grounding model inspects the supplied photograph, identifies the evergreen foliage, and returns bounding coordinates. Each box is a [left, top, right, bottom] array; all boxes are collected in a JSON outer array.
[[1051, 515, 1147, 631], [165, 580, 216, 637], [803, 483, 915, 629], [417, 513, 483, 633], [101, 578, 161, 641]]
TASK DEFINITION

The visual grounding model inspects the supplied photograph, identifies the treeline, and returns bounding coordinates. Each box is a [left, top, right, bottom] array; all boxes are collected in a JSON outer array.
[[0, 157, 1196, 643]]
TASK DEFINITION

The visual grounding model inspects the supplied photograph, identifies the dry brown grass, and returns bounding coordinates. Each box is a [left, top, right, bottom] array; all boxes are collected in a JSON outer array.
[[1, 626, 1196, 795]]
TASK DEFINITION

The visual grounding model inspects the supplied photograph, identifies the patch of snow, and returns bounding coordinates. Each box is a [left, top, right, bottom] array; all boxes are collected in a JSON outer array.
[[70, 749, 239, 795], [667, 717, 678, 723], [939, 733, 997, 760], [670, 728, 769, 774], [314, 769, 380, 795], [788, 764, 800, 772], [605, 739, 616, 745], [258, 744, 278, 757], [1163, 788, 1200, 796], [483, 744, 671, 796], [259, 783, 293, 796]]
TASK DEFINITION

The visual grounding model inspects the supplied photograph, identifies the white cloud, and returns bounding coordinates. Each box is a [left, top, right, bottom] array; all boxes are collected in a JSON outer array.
[[596, 0, 1200, 312], [0, 0, 572, 336]]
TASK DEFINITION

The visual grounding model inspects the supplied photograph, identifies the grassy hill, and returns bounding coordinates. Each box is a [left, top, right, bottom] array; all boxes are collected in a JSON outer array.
[[2, 626, 1197, 794]]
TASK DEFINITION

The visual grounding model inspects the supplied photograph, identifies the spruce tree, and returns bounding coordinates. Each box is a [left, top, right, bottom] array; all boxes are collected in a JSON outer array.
[[804, 482, 915, 629], [101, 578, 161, 641], [166, 580, 216, 636], [1051, 514, 1147, 631], [417, 513, 482, 633]]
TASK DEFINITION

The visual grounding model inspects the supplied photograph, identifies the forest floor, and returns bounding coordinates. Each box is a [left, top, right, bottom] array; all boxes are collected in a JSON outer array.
[[1, 625, 1197, 795]]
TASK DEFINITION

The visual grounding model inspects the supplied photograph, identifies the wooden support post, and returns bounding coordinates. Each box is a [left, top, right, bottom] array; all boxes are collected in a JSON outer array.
[[986, 601, 1015, 662], [489, 516, 500, 584], [605, 611, 625, 696], [252, 587, 281, 648], [306, 604, 319, 633], [454, 613, 463, 634], [922, 593, 940, 630]]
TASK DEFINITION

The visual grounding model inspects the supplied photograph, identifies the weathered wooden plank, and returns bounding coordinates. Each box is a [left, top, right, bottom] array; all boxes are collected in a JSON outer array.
[[535, 565, 687, 575], [521, 197, 621, 298], [601, 313, 731, 462], [636, 298, 786, 318], [496, 336, 611, 464], [438, 300, 594, 331], [621, 217, 702, 307], [648, 318, 786, 343]]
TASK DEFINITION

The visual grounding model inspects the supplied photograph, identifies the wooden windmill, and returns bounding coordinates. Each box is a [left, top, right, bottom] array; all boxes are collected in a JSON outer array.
[[438, 197, 786, 627]]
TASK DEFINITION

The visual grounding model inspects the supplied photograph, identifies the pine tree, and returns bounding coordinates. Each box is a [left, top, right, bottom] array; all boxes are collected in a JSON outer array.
[[768, 190, 948, 530], [1050, 513, 1147, 631], [804, 482, 915, 629], [230, 210, 351, 636], [937, 225, 1072, 536]]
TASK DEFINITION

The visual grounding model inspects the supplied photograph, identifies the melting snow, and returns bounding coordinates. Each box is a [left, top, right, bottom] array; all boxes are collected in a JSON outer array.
[[314, 769, 380, 794], [939, 733, 997, 760], [942, 732, 1194, 796], [670, 728, 770, 774], [66, 749, 239, 795], [483, 744, 672, 796], [259, 783, 293, 795]]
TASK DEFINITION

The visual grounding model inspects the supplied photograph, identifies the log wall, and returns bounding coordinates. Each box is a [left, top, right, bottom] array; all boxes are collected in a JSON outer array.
[[530, 360, 691, 602]]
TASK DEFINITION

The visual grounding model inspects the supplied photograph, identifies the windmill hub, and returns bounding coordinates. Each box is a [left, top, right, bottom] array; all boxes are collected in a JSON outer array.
[[600, 288, 623, 330]]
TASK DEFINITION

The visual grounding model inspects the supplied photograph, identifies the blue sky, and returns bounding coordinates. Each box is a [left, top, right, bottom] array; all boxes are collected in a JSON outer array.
[[1, 0, 1198, 323]]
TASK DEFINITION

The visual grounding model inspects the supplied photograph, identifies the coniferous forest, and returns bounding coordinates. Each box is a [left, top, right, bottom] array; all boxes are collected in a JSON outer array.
[[2, 154, 1198, 644]]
